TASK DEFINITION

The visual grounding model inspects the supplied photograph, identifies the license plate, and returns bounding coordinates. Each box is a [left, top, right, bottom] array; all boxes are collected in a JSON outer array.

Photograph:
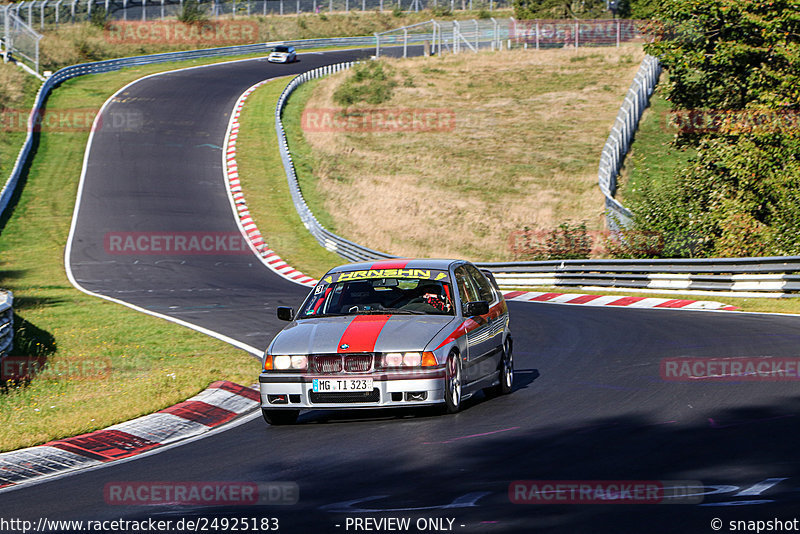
[[312, 378, 373, 393]]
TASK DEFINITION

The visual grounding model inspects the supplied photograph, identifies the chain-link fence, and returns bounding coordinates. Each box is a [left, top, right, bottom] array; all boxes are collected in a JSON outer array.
[[375, 18, 649, 58], [1, 0, 511, 28], [2, 8, 42, 72], [599, 54, 660, 230], [375, 18, 509, 57]]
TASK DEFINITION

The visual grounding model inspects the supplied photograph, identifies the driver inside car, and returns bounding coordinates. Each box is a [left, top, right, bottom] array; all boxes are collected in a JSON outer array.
[[410, 283, 452, 313]]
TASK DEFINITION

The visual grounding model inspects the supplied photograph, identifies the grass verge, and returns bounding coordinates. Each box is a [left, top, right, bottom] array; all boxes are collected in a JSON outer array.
[[616, 80, 694, 206], [0, 54, 293, 453], [234, 77, 342, 277], [286, 46, 646, 261]]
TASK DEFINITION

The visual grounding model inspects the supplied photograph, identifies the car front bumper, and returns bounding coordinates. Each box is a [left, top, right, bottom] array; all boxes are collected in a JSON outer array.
[[267, 55, 289, 63], [259, 368, 446, 409]]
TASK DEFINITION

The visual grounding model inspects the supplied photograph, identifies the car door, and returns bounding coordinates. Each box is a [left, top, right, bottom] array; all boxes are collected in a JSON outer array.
[[454, 265, 496, 385], [465, 264, 506, 383]]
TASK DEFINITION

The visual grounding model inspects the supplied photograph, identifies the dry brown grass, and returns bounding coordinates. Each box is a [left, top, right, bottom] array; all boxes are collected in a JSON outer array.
[[299, 45, 644, 261]]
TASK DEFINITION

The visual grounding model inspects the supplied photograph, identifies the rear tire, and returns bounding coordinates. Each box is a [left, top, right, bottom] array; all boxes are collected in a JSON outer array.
[[443, 351, 462, 414], [262, 409, 299, 425]]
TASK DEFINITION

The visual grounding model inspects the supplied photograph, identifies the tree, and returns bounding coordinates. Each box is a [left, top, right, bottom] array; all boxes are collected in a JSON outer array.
[[626, 0, 800, 258]]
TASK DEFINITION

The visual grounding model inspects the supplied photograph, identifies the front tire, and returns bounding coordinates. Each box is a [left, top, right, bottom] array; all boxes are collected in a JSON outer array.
[[262, 409, 299, 425], [443, 351, 462, 414]]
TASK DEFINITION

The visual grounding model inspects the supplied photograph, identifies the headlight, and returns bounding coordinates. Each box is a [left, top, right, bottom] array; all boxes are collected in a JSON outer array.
[[267, 354, 307, 371], [381, 352, 437, 368]]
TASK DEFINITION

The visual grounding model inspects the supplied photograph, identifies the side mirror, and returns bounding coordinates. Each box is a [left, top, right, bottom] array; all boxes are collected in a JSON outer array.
[[277, 306, 295, 321], [464, 300, 489, 317]]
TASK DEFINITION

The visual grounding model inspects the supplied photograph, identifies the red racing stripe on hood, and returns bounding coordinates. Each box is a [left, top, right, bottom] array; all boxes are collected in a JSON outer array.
[[369, 259, 410, 270], [337, 315, 392, 353]]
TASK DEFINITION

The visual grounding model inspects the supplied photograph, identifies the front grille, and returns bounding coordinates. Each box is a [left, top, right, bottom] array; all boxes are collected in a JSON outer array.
[[313, 356, 343, 373], [344, 354, 373, 372], [309, 389, 380, 404], [311, 354, 374, 374]]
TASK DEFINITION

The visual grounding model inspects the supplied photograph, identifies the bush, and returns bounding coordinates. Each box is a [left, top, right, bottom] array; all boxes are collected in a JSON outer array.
[[622, 0, 800, 258], [513, 222, 593, 260], [333, 60, 398, 108]]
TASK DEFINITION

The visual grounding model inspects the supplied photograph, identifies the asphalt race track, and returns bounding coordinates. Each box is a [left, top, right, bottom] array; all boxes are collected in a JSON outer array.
[[3, 46, 800, 533]]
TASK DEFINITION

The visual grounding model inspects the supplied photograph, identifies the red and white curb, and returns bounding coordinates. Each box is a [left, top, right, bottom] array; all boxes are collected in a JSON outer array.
[[502, 290, 739, 311], [0, 381, 259, 490], [223, 79, 318, 287]]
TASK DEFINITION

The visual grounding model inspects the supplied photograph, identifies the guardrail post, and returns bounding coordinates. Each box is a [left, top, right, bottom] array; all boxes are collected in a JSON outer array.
[[375, 31, 380, 58], [474, 19, 478, 51], [403, 27, 407, 58]]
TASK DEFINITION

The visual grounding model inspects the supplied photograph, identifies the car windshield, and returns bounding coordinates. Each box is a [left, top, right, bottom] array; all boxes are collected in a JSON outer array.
[[272, 46, 290, 52], [299, 274, 455, 317]]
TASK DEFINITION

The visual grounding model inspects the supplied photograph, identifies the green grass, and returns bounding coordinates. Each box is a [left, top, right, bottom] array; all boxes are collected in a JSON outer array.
[[617, 82, 695, 206], [280, 78, 342, 235], [0, 65, 41, 189], [235, 77, 342, 277], [0, 55, 293, 452]]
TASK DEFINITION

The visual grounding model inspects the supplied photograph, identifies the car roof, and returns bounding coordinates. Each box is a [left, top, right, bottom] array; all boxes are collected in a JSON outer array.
[[325, 258, 464, 275]]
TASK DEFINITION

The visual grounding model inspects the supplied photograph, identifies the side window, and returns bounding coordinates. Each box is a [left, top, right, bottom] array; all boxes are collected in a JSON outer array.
[[454, 266, 479, 308], [466, 265, 496, 303]]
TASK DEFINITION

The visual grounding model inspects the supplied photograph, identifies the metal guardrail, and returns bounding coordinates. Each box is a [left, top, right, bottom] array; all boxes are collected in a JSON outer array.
[[275, 62, 397, 262], [483, 257, 800, 294], [599, 54, 660, 230], [0, 34, 381, 218], [0, 291, 14, 361]]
